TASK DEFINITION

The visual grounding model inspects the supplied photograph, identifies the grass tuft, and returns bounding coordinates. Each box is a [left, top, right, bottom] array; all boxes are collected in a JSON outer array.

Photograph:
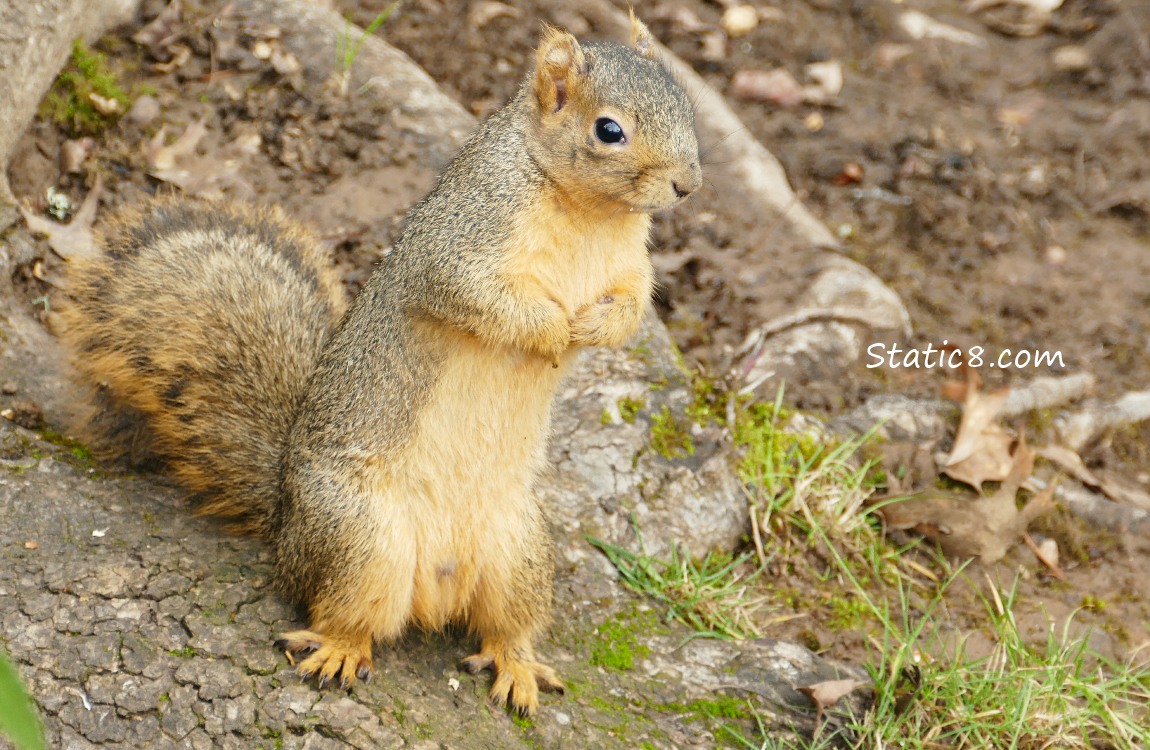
[[589, 533, 768, 641]]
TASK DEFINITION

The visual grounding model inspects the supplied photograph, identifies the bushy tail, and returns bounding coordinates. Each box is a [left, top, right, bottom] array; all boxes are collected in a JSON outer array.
[[57, 199, 348, 537]]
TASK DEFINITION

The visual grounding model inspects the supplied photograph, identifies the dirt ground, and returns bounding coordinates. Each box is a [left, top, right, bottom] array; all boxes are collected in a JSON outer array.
[[7, 0, 1150, 709]]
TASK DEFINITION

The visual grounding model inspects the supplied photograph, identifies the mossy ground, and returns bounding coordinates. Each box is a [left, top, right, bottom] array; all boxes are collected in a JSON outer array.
[[39, 38, 132, 136]]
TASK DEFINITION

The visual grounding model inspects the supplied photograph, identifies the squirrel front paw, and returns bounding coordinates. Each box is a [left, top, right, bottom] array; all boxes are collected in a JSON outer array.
[[522, 297, 571, 364], [569, 292, 644, 349]]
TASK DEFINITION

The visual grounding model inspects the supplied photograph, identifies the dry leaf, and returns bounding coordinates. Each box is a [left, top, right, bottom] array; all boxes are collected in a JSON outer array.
[[146, 119, 253, 199], [943, 368, 1014, 489], [147, 119, 206, 171], [1037, 444, 1100, 486], [132, 0, 186, 65], [1090, 471, 1150, 511], [153, 43, 192, 74], [880, 439, 1053, 563], [797, 678, 867, 724], [1037, 444, 1150, 510], [19, 174, 104, 261]]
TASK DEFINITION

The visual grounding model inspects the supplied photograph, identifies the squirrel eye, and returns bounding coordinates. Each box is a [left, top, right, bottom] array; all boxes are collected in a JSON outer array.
[[594, 118, 626, 145]]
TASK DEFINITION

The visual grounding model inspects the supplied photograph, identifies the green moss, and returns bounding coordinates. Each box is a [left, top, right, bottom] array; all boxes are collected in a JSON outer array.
[[647, 376, 669, 392], [827, 593, 868, 630], [1081, 595, 1107, 613], [1026, 407, 1058, 437], [37, 428, 92, 461], [618, 396, 644, 424], [589, 612, 652, 672], [391, 697, 407, 725], [652, 694, 755, 748], [685, 372, 733, 426], [683, 695, 750, 721], [168, 646, 196, 659], [629, 343, 653, 364], [649, 404, 694, 459], [40, 38, 131, 135]]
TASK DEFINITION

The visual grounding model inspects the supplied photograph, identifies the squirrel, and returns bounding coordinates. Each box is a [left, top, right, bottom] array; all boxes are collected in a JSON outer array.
[[58, 14, 700, 716]]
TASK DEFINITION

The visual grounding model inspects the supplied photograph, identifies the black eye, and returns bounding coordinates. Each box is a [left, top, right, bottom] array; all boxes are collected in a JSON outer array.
[[594, 118, 625, 144]]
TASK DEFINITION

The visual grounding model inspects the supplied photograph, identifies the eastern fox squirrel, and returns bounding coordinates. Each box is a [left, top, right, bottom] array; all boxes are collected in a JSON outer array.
[[59, 15, 700, 716]]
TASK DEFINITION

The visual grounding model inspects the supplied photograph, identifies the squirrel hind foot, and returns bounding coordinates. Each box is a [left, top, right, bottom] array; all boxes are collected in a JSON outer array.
[[462, 646, 565, 717], [277, 629, 373, 688]]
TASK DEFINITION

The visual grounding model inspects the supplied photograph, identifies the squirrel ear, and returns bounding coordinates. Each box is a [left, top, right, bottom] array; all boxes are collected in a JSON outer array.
[[534, 24, 586, 114], [628, 8, 655, 59]]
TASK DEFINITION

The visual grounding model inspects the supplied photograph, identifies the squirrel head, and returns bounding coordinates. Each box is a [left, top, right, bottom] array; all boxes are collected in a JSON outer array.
[[527, 14, 701, 214]]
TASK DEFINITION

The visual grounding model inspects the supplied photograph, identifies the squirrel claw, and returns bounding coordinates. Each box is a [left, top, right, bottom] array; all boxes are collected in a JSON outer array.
[[277, 629, 373, 689], [463, 648, 564, 717]]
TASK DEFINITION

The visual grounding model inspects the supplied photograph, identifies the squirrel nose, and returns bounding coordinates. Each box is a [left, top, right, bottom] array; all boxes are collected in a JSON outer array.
[[672, 162, 702, 199]]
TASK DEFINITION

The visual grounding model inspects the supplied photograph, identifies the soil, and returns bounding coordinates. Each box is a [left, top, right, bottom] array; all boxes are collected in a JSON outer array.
[[5, 0, 1150, 720]]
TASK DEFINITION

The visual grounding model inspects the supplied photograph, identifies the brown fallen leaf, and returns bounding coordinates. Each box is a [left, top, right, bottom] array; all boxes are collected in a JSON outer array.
[[19, 174, 104, 261], [146, 119, 254, 199], [132, 0, 185, 63], [797, 678, 868, 725], [880, 439, 1054, 563], [1037, 444, 1150, 510], [943, 367, 1014, 489], [1037, 444, 1101, 486]]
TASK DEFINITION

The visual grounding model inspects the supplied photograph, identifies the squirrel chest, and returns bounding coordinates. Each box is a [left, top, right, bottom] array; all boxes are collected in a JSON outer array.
[[358, 202, 651, 623]]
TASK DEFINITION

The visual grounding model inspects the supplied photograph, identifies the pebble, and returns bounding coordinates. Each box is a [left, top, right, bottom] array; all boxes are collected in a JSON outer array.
[[126, 94, 160, 126], [1045, 245, 1067, 265], [1051, 45, 1091, 73], [722, 5, 759, 37]]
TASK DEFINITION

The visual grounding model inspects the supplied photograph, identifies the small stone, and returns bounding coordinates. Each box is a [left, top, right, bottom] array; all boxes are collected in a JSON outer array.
[[721, 5, 759, 37], [1051, 45, 1091, 73], [1, 381, 16, 394], [60, 138, 95, 174], [1045, 245, 1067, 265], [730, 68, 804, 106], [126, 94, 161, 126], [2, 400, 44, 429]]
